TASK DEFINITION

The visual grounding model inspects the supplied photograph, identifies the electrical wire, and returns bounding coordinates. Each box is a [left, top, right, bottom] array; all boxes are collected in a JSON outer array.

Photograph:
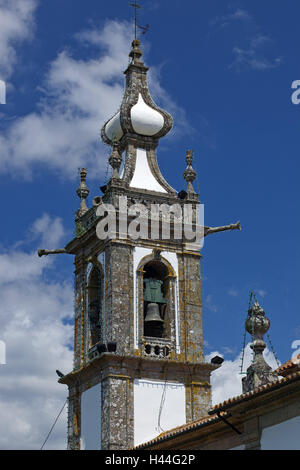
[[156, 362, 169, 434]]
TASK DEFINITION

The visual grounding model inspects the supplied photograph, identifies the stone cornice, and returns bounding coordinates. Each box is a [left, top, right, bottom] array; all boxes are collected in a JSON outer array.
[[59, 353, 219, 387]]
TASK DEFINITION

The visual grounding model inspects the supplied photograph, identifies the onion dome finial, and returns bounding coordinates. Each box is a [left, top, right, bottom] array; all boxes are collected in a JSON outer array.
[[101, 39, 173, 148]]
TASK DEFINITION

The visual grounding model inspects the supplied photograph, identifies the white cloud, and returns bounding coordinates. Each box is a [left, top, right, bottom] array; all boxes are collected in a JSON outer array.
[[228, 288, 239, 297], [205, 294, 218, 313], [210, 8, 252, 28], [210, 7, 282, 72], [0, 0, 37, 79], [0, 214, 73, 449], [30, 213, 66, 249], [230, 45, 282, 71], [208, 343, 280, 406], [257, 289, 267, 298], [0, 19, 190, 180]]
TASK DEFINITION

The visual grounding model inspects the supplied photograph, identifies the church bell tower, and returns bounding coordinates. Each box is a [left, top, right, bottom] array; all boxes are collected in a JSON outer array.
[[42, 31, 241, 450]]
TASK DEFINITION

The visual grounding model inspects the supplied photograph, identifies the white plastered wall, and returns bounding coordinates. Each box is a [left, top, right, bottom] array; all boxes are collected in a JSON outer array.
[[130, 148, 167, 193], [260, 416, 300, 450], [134, 379, 185, 446], [81, 384, 102, 450]]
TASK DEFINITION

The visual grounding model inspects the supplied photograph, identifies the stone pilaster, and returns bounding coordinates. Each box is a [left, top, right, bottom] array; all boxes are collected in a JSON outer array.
[[178, 252, 204, 363], [104, 242, 134, 354], [185, 379, 212, 422], [67, 386, 81, 450], [74, 257, 87, 370], [101, 374, 134, 450]]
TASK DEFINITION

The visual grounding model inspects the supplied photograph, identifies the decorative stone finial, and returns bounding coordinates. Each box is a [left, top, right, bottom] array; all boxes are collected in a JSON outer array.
[[242, 301, 278, 393], [184, 150, 197, 194], [76, 168, 89, 216], [109, 137, 122, 179], [129, 39, 144, 66]]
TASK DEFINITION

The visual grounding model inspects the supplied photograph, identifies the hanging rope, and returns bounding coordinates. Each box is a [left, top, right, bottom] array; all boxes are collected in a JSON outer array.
[[40, 398, 68, 450]]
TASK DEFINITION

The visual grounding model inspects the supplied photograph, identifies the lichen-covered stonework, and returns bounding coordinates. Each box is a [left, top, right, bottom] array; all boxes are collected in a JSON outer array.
[[59, 37, 226, 451]]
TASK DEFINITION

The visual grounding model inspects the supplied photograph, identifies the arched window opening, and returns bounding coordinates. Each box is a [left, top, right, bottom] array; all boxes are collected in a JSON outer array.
[[88, 267, 102, 346], [143, 260, 169, 338]]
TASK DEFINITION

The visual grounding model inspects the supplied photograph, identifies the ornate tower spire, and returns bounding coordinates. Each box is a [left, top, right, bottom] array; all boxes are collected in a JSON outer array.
[[40, 6, 241, 451], [76, 168, 89, 216], [242, 301, 278, 393], [101, 37, 175, 194]]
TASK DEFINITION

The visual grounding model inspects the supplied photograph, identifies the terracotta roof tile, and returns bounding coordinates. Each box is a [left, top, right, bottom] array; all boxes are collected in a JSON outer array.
[[275, 354, 300, 375], [211, 370, 300, 412], [134, 412, 227, 449]]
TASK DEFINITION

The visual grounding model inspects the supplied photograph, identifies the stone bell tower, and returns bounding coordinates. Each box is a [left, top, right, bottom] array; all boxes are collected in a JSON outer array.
[[39, 35, 241, 450]]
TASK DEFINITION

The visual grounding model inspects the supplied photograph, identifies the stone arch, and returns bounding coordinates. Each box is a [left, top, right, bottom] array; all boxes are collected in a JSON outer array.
[[86, 261, 104, 348], [136, 252, 178, 355]]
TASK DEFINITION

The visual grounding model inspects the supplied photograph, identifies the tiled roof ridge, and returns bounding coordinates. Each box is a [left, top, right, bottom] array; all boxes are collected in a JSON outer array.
[[212, 369, 300, 412], [275, 354, 300, 374], [133, 412, 227, 449]]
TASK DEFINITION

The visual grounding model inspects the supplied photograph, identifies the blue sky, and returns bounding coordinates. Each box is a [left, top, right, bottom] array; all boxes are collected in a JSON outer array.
[[0, 0, 300, 449]]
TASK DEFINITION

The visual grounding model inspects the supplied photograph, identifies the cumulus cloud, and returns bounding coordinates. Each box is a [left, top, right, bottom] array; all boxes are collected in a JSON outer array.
[[0, 0, 37, 79], [0, 20, 128, 179], [208, 343, 280, 406], [30, 213, 66, 249], [0, 214, 73, 449], [0, 19, 190, 180]]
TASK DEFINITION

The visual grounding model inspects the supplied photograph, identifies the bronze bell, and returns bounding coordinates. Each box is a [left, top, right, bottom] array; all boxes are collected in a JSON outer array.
[[144, 303, 164, 323]]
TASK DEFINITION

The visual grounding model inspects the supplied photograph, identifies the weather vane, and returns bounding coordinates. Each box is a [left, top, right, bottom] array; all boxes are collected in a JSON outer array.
[[129, 1, 149, 39]]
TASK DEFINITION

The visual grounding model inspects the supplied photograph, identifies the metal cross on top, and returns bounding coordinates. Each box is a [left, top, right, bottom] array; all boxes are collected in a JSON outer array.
[[129, 1, 149, 39], [129, 1, 141, 40]]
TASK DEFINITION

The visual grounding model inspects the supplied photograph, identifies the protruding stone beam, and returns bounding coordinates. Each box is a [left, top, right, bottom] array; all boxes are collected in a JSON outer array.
[[204, 221, 241, 237], [38, 248, 70, 257]]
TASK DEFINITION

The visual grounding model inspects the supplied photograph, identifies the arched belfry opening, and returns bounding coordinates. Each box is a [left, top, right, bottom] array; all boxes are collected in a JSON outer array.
[[143, 259, 170, 339], [87, 266, 102, 347]]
